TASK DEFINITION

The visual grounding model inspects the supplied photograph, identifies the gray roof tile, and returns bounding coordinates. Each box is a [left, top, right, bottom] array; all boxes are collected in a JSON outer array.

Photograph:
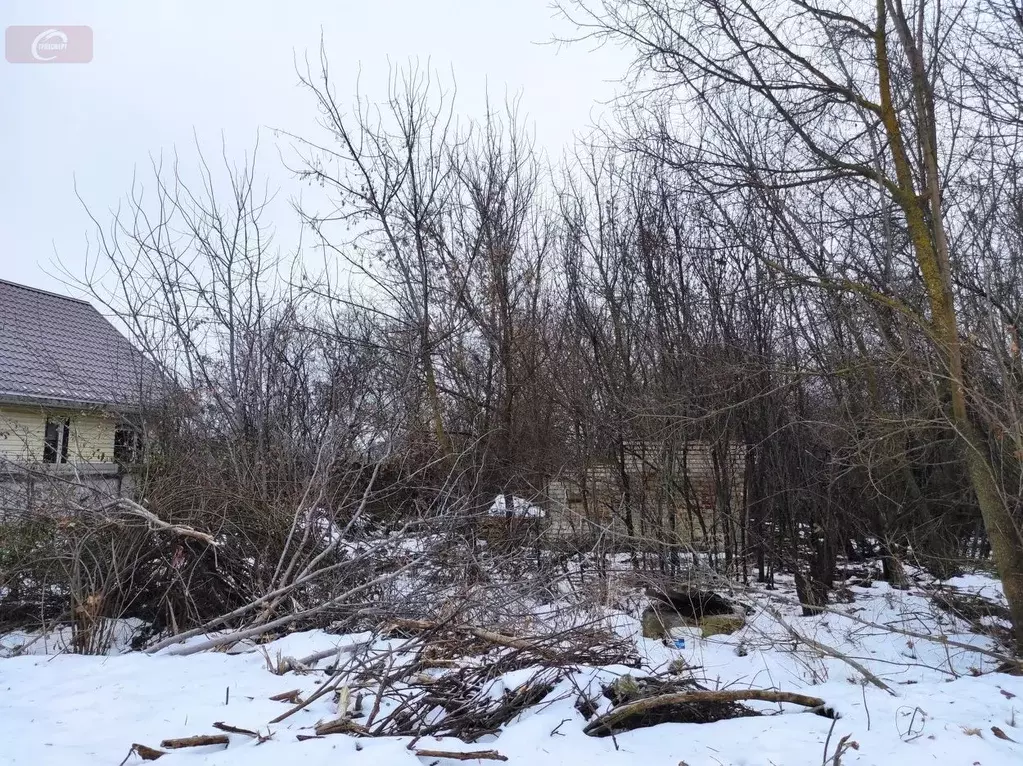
[[0, 279, 158, 408]]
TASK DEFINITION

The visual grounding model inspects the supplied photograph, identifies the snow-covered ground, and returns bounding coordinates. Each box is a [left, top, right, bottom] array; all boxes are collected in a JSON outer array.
[[1, 570, 1021, 765]]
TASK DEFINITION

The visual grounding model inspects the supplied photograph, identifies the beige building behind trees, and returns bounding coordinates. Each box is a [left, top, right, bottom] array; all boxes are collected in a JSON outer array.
[[0, 279, 155, 518], [545, 439, 746, 549]]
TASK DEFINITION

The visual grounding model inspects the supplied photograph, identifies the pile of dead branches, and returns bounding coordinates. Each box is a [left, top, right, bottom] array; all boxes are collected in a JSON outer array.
[[123, 611, 839, 759], [381, 618, 639, 670], [370, 664, 566, 740], [331, 617, 639, 740]]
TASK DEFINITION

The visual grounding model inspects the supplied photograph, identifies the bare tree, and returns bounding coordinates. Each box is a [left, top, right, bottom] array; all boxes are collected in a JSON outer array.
[[558, 0, 1023, 650]]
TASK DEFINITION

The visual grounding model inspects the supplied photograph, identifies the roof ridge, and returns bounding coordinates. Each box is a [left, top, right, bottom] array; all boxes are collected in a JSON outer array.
[[0, 278, 93, 306]]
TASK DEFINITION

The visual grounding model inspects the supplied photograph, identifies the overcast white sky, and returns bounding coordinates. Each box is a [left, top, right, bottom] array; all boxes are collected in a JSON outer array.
[[1, 0, 628, 297]]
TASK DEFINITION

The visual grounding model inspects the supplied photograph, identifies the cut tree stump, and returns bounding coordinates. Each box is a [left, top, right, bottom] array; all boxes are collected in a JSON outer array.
[[584, 689, 829, 736]]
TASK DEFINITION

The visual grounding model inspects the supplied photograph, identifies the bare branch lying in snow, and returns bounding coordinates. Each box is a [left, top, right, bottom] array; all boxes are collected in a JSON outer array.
[[584, 690, 830, 737], [414, 750, 508, 762], [766, 607, 898, 696]]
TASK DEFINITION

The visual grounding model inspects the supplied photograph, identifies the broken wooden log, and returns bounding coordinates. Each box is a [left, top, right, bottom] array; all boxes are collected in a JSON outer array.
[[414, 749, 508, 761], [584, 689, 828, 736], [159, 734, 230, 749]]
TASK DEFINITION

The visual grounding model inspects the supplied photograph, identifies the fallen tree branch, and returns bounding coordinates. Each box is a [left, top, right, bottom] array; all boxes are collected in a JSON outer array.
[[298, 638, 374, 668], [104, 499, 220, 546], [144, 571, 344, 654], [315, 718, 368, 736], [467, 626, 558, 658], [163, 558, 423, 656], [414, 749, 508, 761], [145, 539, 425, 655], [584, 689, 827, 736], [159, 734, 230, 749], [811, 605, 1023, 669], [768, 607, 897, 696]]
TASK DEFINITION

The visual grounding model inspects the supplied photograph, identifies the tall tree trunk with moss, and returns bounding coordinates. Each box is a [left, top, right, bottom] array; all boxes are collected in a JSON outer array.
[[873, 0, 1023, 650]]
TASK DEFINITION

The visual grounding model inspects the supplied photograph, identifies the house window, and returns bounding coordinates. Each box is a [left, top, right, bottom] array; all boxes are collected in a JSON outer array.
[[43, 418, 71, 464], [114, 424, 143, 465]]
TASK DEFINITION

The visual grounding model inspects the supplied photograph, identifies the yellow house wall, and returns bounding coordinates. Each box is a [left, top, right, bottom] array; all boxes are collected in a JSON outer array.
[[0, 407, 44, 461], [70, 416, 117, 462], [0, 405, 117, 464]]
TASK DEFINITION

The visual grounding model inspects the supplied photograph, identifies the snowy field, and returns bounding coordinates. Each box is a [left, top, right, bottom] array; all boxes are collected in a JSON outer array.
[[1, 570, 1021, 766]]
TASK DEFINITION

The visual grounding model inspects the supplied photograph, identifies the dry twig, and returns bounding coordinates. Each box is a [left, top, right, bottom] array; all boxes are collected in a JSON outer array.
[[212, 722, 260, 737]]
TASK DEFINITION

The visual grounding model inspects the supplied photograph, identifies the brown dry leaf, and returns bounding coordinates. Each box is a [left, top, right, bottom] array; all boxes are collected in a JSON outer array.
[[991, 726, 1016, 742], [999, 689, 1017, 700], [131, 744, 165, 761]]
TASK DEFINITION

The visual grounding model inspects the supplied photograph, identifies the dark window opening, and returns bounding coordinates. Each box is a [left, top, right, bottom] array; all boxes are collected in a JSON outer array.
[[43, 418, 70, 464], [114, 424, 143, 465]]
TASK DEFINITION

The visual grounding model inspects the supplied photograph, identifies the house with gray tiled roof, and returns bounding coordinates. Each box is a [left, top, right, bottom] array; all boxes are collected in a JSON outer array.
[[0, 279, 160, 512]]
